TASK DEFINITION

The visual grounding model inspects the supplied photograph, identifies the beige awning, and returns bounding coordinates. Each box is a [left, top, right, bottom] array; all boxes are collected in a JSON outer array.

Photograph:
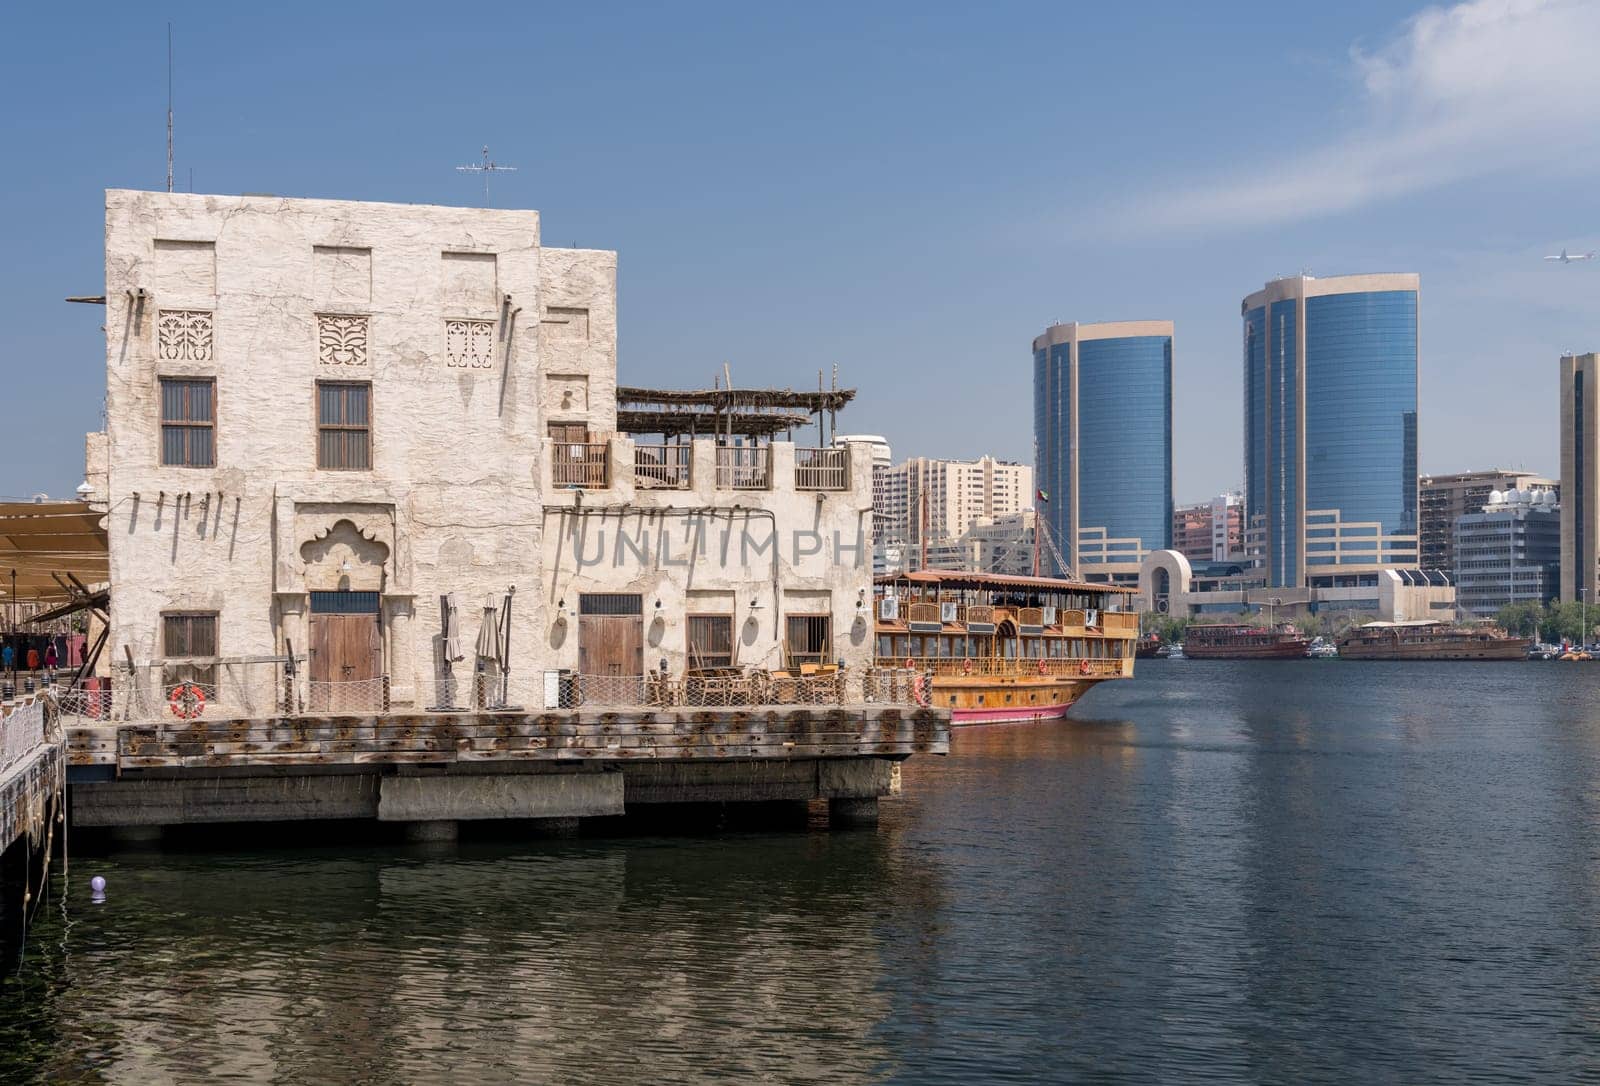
[[0, 500, 109, 607]]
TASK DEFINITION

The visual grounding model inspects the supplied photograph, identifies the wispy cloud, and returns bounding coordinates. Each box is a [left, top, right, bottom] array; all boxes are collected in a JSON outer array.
[[1094, 0, 1600, 236]]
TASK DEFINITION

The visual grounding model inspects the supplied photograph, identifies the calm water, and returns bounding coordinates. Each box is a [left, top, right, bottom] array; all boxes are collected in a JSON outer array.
[[6, 661, 1600, 1083]]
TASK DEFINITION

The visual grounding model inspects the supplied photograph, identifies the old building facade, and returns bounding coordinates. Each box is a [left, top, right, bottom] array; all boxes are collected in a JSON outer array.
[[95, 190, 872, 710]]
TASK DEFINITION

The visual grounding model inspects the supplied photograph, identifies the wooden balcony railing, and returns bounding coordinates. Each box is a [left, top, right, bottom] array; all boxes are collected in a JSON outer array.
[[634, 444, 691, 489], [1018, 607, 1044, 629], [906, 602, 942, 628], [1102, 611, 1139, 631], [552, 442, 611, 488], [715, 446, 771, 490], [886, 656, 1127, 678], [795, 447, 849, 490], [966, 605, 995, 627]]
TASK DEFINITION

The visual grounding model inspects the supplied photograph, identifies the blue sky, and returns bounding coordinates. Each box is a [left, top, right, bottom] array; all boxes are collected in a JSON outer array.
[[3, 0, 1598, 501]]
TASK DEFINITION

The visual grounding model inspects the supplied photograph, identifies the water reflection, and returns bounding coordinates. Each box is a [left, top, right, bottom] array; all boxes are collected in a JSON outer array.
[[9, 662, 1600, 1082]]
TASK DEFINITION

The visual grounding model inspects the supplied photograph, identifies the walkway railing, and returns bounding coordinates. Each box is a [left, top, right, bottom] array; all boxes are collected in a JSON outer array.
[[0, 694, 47, 777], [54, 663, 932, 723], [633, 444, 692, 489], [794, 447, 849, 490], [715, 446, 770, 490], [552, 442, 611, 488]]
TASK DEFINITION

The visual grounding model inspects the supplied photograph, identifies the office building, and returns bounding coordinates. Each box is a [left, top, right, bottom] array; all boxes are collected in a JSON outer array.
[[1454, 487, 1560, 616], [1420, 469, 1556, 572], [1172, 493, 1243, 563], [1243, 273, 1420, 589], [1033, 320, 1173, 585], [1561, 352, 1600, 601]]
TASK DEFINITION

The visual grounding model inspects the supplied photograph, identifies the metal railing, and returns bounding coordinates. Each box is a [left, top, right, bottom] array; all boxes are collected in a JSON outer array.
[[715, 446, 771, 490], [633, 444, 691, 489], [552, 442, 611, 488], [794, 447, 849, 490]]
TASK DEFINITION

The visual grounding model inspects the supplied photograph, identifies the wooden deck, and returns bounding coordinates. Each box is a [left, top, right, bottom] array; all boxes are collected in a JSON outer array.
[[67, 704, 949, 773]]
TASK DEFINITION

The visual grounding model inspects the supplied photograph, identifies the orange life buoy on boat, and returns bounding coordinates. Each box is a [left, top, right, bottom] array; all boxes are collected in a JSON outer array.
[[904, 657, 914, 671], [168, 683, 206, 719], [962, 658, 972, 676], [1079, 659, 1092, 676], [1037, 657, 1047, 676]]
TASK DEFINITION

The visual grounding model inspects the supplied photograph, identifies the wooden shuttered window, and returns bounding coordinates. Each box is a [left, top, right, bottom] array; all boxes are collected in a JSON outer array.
[[160, 378, 215, 467], [687, 615, 734, 669], [317, 381, 371, 470], [162, 611, 218, 686], [784, 614, 832, 668]]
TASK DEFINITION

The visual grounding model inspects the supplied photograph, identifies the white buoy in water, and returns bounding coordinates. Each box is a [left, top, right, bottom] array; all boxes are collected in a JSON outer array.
[[90, 876, 106, 904]]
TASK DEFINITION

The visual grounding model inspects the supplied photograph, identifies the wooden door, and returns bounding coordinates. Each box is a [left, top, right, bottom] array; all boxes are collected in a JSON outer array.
[[577, 594, 643, 677], [309, 613, 382, 711]]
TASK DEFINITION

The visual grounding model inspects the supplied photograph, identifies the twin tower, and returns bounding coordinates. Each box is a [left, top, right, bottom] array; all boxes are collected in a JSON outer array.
[[1033, 273, 1421, 589]]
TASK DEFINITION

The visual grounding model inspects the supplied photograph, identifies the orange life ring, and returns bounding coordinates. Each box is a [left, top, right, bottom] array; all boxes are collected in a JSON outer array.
[[904, 657, 914, 671], [168, 683, 207, 719], [1079, 659, 1091, 676], [911, 673, 928, 705], [962, 658, 972, 676], [1037, 657, 1047, 675]]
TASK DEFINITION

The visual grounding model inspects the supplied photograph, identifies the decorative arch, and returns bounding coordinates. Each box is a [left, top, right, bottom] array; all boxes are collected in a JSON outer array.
[[299, 518, 391, 592]]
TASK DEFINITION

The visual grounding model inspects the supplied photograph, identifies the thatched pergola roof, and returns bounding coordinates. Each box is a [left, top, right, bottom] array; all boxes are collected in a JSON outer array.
[[614, 386, 856, 439]]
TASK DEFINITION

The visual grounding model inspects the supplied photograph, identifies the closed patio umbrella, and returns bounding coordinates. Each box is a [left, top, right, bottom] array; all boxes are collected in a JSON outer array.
[[475, 602, 502, 668], [428, 593, 467, 711], [443, 593, 464, 664]]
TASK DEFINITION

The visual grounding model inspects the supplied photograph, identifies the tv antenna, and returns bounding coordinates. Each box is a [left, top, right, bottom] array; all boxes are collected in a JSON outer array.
[[166, 22, 174, 193], [456, 145, 518, 207]]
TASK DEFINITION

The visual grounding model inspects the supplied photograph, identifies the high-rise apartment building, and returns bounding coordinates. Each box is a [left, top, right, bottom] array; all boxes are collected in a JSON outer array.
[[1420, 469, 1557, 572], [1243, 274, 1419, 588], [1561, 352, 1600, 602], [875, 455, 1032, 551], [1172, 493, 1242, 563], [834, 434, 892, 537], [1033, 320, 1173, 585]]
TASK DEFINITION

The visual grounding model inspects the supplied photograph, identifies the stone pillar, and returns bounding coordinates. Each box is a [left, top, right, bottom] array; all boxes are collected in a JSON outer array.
[[404, 820, 458, 844], [828, 797, 879, 827], [385, 595, 416, 706]]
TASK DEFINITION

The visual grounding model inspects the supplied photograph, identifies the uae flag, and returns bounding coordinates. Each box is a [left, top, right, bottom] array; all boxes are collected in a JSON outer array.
[[1036, 489, 1049, 503]]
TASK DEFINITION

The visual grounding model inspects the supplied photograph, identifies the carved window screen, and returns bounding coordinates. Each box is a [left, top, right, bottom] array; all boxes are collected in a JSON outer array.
[[159, 377, 215, 467], [317, 381, 372, 470]]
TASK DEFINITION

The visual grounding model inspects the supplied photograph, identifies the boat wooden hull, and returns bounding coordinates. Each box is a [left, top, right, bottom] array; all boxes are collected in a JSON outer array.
[[1336, 638, 1530, 661], [1182, 640, 1310, 659], [929, 675, 1106, 726]]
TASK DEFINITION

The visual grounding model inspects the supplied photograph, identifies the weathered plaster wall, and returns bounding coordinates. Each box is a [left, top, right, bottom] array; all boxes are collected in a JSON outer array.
[[103, 191, 555, 701], [537, 248, 618, 436], [538, 437, 875, 675]]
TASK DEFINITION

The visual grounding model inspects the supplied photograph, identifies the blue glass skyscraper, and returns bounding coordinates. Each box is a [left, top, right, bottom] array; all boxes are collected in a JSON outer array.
[[1033, 321, 1173, 585], [1242, 274, 1420, 588]]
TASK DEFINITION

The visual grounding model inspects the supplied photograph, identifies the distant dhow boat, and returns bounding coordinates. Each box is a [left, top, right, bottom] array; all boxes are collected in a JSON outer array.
[[1335, 620, 1530, 661]]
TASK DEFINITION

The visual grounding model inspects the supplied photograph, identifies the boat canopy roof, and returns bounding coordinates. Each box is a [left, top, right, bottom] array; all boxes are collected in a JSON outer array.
[[1357, 620, 1446, 629], [875, 570, 1135, 595]]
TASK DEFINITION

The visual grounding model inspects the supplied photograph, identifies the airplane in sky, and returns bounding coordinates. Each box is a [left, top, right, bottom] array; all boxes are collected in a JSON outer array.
[[1545, 248, 1596, 263]]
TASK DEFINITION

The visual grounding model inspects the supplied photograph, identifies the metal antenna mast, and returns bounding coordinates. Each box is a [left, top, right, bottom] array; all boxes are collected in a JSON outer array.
[[455, 145, 518, 207], [166, 22, 174, 193]]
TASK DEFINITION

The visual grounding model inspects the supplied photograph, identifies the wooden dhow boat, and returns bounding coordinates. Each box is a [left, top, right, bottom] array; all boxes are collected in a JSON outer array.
[[874, 571, 1137, 725], [1335, 621, 1530, 661]]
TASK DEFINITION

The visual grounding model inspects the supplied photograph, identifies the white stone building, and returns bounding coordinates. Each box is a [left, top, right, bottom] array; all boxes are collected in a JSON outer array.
[[93, 190, 873, 711]]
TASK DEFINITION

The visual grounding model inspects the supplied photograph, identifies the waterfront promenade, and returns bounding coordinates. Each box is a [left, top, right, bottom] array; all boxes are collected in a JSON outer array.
[[62, 691, 947, 834]]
